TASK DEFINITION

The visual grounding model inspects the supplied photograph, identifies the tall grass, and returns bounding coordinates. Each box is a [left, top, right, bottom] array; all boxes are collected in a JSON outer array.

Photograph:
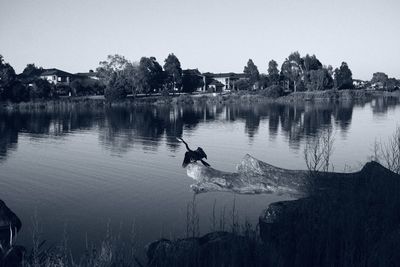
[[303, 127, 335, 173], [13, 215, 144, 267], [2, 195, 261, 267], [372, 126, 400, 174], [147, 195, 262, 267]]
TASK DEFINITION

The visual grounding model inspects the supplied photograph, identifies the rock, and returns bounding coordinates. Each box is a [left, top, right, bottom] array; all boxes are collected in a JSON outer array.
[[0, 200, 23, 266], [0, 200, 21, 247], [1, 245, 25, 267], [146, 231, 263, 267], [259, 161, 400, 267]]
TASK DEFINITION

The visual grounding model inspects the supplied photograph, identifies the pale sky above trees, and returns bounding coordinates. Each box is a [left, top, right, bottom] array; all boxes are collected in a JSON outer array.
[[0, 0, 399, 80]]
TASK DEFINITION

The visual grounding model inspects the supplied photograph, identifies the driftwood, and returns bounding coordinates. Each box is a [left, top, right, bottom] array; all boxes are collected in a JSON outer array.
[[186, 154, 387, 197], [187, 154, 312, 196]]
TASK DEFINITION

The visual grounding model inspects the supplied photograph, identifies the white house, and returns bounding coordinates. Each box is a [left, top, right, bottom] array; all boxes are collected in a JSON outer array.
[[40, 68, 73, 85], [201, 73, 247, 92]]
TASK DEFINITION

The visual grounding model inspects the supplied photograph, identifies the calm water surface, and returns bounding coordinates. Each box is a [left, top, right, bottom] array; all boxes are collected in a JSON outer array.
[[0, 97, 399, 257]]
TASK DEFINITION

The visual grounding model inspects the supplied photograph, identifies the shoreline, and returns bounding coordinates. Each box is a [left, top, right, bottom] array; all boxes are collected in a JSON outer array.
[[1, 89, 399, 111]]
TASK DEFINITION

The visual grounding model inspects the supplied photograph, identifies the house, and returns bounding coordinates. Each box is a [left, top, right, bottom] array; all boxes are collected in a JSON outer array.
[[40, 68, 73, 85], [207, 80, 225, 92], [353, 79, 368, 89], [371, 81, 385, 90], [201, 73, 247, 92]]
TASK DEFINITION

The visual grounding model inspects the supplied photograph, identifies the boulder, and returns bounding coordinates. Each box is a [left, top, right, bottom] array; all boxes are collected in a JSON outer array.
[[146, 231, 262, 267], [259, 161, 400, 267], [0, 200, 21, 247], [0, 200, 23, 267]]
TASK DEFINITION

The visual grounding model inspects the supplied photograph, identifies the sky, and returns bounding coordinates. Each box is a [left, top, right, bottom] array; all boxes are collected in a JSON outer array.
[[0, 0, 399, 80]]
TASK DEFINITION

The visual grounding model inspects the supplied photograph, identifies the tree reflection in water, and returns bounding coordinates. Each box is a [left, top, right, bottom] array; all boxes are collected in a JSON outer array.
[[0, 96, 398, 162]]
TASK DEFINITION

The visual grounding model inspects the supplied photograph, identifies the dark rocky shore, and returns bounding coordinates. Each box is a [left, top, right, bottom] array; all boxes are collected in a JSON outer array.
[[147, 161, 400, 267], [0, 200, 24, 266]]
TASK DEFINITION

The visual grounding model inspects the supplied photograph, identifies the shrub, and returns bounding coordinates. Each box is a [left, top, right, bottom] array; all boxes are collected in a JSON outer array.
[[71, 79, 105, 96], [3, 81, 30, 102], [234, 79, 252, 91], [29, 79, 52, 99], [261, 85, 284, 98], [104, 73, 128, 101]]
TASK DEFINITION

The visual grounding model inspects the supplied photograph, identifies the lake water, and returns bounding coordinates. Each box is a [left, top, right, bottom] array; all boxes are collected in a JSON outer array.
[[1, 96, 400, 258]]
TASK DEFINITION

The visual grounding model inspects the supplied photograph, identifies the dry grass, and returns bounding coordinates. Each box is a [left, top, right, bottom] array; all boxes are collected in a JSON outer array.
[[373, 126, 400, 174], [303, 127, 335, 173]]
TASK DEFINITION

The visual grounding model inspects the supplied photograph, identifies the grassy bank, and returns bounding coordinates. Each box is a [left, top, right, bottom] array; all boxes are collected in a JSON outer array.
[[277, 88, 400, 103], [1, 89, 399, 112]]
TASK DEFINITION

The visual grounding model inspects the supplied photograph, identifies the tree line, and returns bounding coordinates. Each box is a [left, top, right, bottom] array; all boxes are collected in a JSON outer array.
[[1, 52, 398, 103], [241, 52, 354, 93], [96, 54, 187, 101], [96, 52, 357, 100]]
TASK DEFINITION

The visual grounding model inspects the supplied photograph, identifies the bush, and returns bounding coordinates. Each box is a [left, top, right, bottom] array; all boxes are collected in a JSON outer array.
[[71, 79, 105, 96], [261, 85, 284, 98], [104, 74, 128, 101], [1, 81, 30, 102], [10, 82, 30, 102], [234, 79, 252, 91], [54, 84, 71, 96], [30, 79, 52, 99]]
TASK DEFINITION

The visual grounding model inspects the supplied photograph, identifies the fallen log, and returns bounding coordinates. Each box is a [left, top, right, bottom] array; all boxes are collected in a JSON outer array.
[[187, 154, 310, 195], [186, 154, 359, 196]]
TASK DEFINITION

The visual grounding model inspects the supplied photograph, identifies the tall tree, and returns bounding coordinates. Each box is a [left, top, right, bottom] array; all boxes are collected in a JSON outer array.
[[135, 57, 165, 94], [97, 54, 137, 100], [163, 53, 182, 91], [182, 69, 204, 93], [288, 51, 303, 69], [104, 72, 128, 100], [371, 72, 389, 85], [21, 63, 43, 78], [334, 62, 353, 89], [303, 54, 322, 72], [281, 52, 303, 92], [243, 59, 260, 87], [305, 68, 334, 91], [0, 55, 17, 101], [97, 54, 131, 83], [267, 60, 280, 85], [259, 74, 269, 89]]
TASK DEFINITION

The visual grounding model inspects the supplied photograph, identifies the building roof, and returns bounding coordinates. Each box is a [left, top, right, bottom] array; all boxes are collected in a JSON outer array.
[[40, 68, 73, 77]]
